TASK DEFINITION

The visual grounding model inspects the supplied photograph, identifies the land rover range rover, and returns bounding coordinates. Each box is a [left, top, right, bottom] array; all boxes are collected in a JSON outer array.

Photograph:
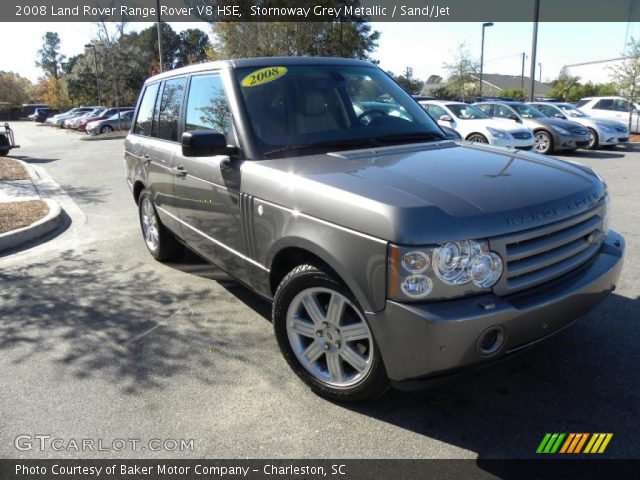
[[125, 57, 624, 401]]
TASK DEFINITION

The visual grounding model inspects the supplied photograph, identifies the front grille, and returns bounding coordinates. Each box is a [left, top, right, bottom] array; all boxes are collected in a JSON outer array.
[[570, 127, 588, 136], [512, 131, 532, 140], [490, 204, 605, 295]]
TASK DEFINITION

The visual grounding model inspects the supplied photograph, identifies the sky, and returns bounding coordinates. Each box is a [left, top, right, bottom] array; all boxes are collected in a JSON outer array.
[[0, 21, 637, 84]]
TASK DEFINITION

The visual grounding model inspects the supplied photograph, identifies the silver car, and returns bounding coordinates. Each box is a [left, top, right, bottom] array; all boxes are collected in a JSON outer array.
[[475, 101, 590, 154], [86, 110, 134, 135], [530, 102, 629, 149], [125, 58, 624, 401]]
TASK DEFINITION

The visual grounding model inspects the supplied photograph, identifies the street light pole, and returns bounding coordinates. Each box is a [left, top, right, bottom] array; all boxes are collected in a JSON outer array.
[[84, 44, 101, 105], [538, 62, 542, 84], [479, 22, 494, 97], [156, 0, 163, 72], [529, 0, 540, 101], [521, 52, 526, 94]]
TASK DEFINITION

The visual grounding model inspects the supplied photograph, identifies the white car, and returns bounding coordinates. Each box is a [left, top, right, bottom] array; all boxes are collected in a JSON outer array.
[[575, 96, 640, 133], [420, 100, 535, 150]]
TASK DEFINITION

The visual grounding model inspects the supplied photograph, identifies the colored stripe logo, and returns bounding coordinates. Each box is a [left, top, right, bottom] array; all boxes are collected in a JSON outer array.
[[537, 433, 613, 454]]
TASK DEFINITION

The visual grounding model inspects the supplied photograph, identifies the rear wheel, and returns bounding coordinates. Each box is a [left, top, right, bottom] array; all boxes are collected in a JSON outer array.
[[138, 189, 181, 261], [534, 130, 554, 154], [273, 265, 389, 402], [587, 128, 599, 150], [467, 133, 489, 144], [100, 125, 113, 134]]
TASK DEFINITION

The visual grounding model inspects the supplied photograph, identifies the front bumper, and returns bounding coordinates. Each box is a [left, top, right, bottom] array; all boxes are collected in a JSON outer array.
[[492, 137, 534, 149], [553, 132, 590, 150], [366, 230, 624, 384]]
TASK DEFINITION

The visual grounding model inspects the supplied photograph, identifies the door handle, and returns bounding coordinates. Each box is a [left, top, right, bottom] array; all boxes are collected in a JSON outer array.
[[142, 154, 151, 165], [173, 165, 187, 177]]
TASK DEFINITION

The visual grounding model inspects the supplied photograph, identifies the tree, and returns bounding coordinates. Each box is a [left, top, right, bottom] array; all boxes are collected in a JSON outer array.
[[391, 67, 424, 94], [427, 74, 443, 84], [443, 43, 479, 102], [36, 32, 65, 80], [499, 88, 525, 101], [551, 69, 581, 101], [610, 37, 640, 131], [0, 71, 34, 105], [176, 29, 212, 67], [34, 76, 71, 109]]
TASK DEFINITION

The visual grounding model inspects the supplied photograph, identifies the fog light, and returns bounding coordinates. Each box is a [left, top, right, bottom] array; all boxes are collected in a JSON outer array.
[[400, 275, 433, 299], [470, 253, 503, 288], [476, 326, 506, 356]]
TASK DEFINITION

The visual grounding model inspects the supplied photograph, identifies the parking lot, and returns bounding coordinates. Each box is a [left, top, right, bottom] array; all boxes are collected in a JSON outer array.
[[1, 121, 639, 459]]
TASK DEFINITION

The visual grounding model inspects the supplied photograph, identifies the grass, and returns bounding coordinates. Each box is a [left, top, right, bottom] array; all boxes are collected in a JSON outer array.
[[0, 200, 49, 234], [0, 159, 29, 181]]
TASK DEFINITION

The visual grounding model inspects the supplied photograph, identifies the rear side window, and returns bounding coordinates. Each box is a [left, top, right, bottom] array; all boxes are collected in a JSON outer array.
[[185, 74, 231, 133], [157, 77, 187, 141], [574, 100, 589, 108], [133, 83, 160, 136], [594, 99, 614, 110], [536, 105, 557, 117]]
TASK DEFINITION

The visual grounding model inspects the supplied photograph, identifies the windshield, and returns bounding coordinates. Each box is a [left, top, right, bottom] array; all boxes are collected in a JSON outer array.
[[446, 104, 490, 120], [235, 65, 445, 158], [557, 104, 587, 117], [511, 103, 546, 119]]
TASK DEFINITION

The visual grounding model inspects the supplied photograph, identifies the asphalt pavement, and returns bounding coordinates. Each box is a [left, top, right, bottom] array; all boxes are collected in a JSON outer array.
[[1, 122, 639, 460]]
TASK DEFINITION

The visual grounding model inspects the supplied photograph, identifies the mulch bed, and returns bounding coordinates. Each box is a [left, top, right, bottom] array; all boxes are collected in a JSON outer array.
[[0, 200, 49, 234], [0, 158, 29, 180]]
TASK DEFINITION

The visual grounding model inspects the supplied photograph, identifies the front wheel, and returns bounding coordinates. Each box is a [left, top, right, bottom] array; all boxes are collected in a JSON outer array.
[[100, 125, 113, 134], [534, 130, 554, 154], [273, 265, 389, 402], [587, 128, 599, 150], [467, 133, 488, 144]]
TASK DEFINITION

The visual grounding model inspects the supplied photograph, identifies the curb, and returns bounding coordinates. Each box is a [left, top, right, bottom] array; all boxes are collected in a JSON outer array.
[[0, 198, 64, 252], [0, 160, 66, 253]]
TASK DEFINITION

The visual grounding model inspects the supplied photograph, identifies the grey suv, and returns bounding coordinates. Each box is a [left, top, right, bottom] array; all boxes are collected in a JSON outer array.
[[475, 101, 590, 154], [125, 58, 624, 402]]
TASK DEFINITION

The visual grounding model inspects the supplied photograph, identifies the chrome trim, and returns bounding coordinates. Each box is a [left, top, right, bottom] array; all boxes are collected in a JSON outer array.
[[156, 206, 270, 272]]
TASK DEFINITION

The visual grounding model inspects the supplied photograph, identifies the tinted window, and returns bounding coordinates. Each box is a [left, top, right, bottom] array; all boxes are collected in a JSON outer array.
[[425, 104, 448, 119], [185, 74, 231, 133], [133, 83, 160, 136], [493, 105, 515, 119], [536, 105, 558, 117], [575, 99, 589, 108], [612, 99, 630, 112], [594, 99, 614, 110], [475, 104, 493, 115], [157, 77, 187, 141], [447, 104, 490, 119]]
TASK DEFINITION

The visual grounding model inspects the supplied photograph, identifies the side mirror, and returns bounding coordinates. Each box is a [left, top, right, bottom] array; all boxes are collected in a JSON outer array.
[[439, 114, 453, 122], [440, 126, 461, 140], [554, 113, 565, 119], [508, 114, 519, 121], [181, 130, 238, 157]]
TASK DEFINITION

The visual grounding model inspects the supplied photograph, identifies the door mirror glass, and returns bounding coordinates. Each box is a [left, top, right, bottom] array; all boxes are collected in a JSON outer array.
[[181, 130, 238, 157], [439, 114, 452, 122]]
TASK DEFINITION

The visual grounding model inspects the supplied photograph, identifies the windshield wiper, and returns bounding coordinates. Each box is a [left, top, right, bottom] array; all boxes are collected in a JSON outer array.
[[373, 132, 446, 143], [263, 138, 378, 157]]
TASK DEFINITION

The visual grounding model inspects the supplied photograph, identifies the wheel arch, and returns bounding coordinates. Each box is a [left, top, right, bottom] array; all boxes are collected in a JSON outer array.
[[132, 180, 146, 205]]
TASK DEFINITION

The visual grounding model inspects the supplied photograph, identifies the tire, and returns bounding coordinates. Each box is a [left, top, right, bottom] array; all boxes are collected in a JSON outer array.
[[273, 264, 390, 402], [467, 133, 489, 144], [0, 135, 9, 156], [100, 125, 113, 134], [0, 150, 8, 157], [534, 130, 554, 154], [138, 189, 181, 261], [587, 128, 599, 150]]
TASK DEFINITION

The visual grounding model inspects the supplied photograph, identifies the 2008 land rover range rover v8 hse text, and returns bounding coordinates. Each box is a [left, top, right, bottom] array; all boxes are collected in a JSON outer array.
[[125, 57, 624, 402]]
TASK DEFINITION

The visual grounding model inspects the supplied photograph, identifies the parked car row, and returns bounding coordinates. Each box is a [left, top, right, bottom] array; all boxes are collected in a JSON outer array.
[[39, 106, 134, 135], [417, 98, 630, 154]]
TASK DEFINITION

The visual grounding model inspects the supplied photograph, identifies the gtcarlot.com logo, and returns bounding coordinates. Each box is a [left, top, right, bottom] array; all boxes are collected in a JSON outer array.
[[14, 435, 194, 452], [536, 433, 613, 454]]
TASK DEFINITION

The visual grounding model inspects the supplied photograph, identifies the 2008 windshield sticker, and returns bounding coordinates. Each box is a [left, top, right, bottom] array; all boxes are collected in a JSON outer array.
[[241, 67, 287, 87]]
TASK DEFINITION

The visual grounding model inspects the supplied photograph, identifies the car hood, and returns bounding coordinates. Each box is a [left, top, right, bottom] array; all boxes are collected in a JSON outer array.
[[578, 116, 627, 129], [525, 116, 584, 131], [242, 142, 605, 244], [476, 118, 531, 133]]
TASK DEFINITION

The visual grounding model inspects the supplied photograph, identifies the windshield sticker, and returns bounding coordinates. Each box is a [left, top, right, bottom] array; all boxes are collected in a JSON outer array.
[[241, 67, 287, 88]]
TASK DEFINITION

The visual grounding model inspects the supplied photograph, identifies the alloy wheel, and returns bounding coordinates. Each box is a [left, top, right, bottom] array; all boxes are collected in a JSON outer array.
[[286, 287, 374, 389], [535, 132, 551, 153], [140, 197, 160, 252]]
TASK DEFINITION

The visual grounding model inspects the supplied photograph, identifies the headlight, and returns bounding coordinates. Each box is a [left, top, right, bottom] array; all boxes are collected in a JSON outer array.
[[486, 127, 510, 139], [551, 125, 570, 135], [389, 240, 504, 302], [595, 123, 615, 133]]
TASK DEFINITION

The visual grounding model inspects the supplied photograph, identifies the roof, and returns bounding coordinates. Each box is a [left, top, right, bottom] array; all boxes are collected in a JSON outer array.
[[146, 56, 376, 84], [470, 73, 553, 96]]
